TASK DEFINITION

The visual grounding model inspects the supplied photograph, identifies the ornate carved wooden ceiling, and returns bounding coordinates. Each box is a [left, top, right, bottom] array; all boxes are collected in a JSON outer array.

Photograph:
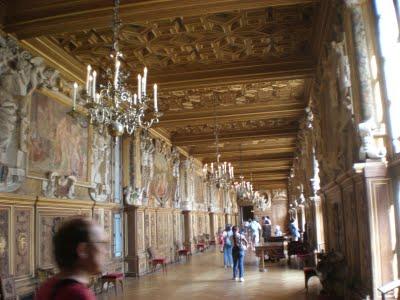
[[49, 5, 314, 71], [2, 0, 322, 189]]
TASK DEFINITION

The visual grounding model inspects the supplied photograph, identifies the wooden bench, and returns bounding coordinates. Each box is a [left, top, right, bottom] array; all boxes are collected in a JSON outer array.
[[378, 279, 400, 299]]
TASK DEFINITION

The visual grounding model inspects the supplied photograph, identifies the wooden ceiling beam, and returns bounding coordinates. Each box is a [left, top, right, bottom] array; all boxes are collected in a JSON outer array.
[[235, 166, 291, 173], [172, 129, 297, 146], [5, 0, 314, 39], [192, 146, 296, 158], [19, 38, 316, 92], [153, 59, 315, 91], [162, 103, 304, 127]]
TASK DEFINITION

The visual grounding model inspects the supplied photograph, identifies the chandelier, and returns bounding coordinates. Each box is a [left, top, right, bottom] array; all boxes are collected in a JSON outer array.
[[202, 96, 234, 189], [74, 0, 162, 136], [234, 144, 253, 198]]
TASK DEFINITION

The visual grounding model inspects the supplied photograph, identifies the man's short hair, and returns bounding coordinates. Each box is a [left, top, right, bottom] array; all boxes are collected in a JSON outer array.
[[53, 218, 93, 270]]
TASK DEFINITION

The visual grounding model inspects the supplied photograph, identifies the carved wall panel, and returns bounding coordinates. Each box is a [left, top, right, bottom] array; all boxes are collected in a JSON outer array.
[[150, 211, 157, 247], [340, 176, 361, 287], [0, 207, 10, 275], [14, 208, 33, 277], [104, 210, 112, 259], [353, 175, 372, 294], [38, 213, 67, 268], [323, 184, 345, 254], [137, 211, 145, 252]]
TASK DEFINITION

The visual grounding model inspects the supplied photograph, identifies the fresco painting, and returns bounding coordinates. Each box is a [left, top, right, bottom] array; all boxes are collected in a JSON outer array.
[[28, 92, 88, 181]]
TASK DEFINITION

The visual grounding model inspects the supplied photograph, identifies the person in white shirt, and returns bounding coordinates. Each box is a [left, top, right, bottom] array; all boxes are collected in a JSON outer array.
[[250, 218, 262, 249]]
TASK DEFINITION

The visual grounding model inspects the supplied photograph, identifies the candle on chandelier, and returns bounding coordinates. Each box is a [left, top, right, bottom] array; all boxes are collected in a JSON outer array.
[[86, 65, 91, 94], [138, 74, 142, 101], [114, 60, 120, 89], [154, 84, 158, 112], [203, 164, 208, 175], [72, 82, 78, 110], [133, 93, 137, 105], [88, 75, 93, 97], [95, 93, 100, 104], [92, 70, 97, 98], [141, 77, 145, 98], [211, 162, 214, 173], [143, 67, 147, 96]]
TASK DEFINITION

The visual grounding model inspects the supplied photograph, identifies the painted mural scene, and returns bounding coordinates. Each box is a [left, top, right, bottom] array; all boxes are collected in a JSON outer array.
[[0, 0, 400, 299]]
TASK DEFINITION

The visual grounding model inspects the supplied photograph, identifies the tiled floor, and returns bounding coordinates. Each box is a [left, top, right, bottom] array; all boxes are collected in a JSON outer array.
[[99, 249, 321, 300]]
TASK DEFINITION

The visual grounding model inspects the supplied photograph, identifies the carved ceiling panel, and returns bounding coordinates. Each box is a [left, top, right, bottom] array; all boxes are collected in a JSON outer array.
[[170, 118, 298, 137], [159, 79, 305, 112], [49, 4, 315, 72]]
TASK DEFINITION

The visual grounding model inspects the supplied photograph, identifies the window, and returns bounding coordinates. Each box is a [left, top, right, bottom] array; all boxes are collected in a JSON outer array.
[[113, 213, 122, 257], [374, 0, 400, 152]]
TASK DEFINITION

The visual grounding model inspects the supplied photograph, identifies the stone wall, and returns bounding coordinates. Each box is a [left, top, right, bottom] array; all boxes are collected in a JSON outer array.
[[288, 1, 395, 298], [0, 35, 123, 296]]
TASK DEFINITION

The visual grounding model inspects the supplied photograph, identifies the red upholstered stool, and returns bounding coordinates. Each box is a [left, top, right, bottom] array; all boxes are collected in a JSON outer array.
[[178, 249, 191, 262], [303, 267, 318, 290], [196, 243, 206, 252], [101, 272, 124, 295], [151, 258, 167, 274]]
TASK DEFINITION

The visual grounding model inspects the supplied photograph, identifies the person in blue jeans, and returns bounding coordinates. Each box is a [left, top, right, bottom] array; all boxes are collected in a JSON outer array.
[[231, 225, 249, 282], [222, 225, 233, 268]]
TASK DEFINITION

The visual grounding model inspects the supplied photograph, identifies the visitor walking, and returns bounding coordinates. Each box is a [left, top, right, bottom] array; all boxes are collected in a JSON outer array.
[[289, 219, 300, 241], [231, 225, 248, 282], [222, 225, 233, 268], [261, 216, 272, 242], [250, 218, 262, 250]]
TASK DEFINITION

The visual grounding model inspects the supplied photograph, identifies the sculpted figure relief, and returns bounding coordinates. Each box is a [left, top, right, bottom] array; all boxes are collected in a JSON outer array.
[[140, 131, 155, 202], [89, 131, 112, 201], [0, 36, 59, 192], [171, 147, 181, 208], [42, 172, 76, 199]]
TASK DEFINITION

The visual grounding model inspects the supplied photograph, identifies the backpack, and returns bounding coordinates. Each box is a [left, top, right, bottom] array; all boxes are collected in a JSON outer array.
[[224, 232, 232, 246], [233, 233, 247, 251]]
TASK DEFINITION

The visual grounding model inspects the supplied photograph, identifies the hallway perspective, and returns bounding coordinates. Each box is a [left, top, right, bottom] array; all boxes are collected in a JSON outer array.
[[99, 250, 319, 300]]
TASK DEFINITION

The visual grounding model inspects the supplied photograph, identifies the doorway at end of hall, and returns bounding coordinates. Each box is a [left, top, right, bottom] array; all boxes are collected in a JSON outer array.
[[241, 206, 254, 223]]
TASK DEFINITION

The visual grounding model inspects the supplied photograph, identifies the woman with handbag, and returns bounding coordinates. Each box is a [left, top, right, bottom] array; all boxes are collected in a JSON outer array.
[[231, 225, 248, 282]]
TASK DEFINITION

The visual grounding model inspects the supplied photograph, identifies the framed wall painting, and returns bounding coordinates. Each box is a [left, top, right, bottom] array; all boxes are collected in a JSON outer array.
[[27, 89, 90, 184]]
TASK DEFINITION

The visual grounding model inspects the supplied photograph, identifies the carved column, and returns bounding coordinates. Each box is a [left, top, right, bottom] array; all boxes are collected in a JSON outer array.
[[345, 0, 384, 160], [183, 211, 194, 252], [124, 206, 138, 276], [209, 212, 215, 241]]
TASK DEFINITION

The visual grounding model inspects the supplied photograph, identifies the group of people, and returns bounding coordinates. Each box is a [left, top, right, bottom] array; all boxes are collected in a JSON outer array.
[[217, 216, 301, 282]]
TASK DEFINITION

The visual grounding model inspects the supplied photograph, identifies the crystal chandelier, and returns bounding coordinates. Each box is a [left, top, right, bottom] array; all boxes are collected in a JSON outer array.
[[74, 0, 162, 136], [202, 96, 234, 189]]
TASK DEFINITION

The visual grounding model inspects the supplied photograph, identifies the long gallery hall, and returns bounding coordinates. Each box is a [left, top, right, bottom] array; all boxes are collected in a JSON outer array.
[[0, 0, 399, 299]]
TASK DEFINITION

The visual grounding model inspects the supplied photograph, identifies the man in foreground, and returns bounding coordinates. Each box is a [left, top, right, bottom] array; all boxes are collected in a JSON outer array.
[[36, 217, 108, 300]]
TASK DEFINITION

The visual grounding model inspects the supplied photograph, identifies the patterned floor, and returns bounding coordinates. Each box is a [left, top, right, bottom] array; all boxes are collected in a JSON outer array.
[[98, 249, 321, 300]]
